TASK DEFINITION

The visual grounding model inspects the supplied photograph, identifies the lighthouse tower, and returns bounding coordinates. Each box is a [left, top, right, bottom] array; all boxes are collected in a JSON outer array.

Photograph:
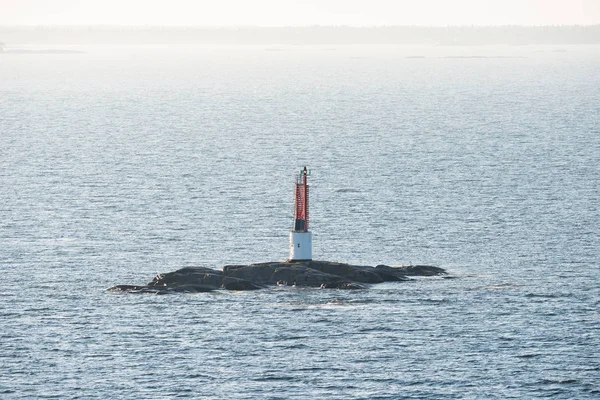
[[289, 167, 312, 261]]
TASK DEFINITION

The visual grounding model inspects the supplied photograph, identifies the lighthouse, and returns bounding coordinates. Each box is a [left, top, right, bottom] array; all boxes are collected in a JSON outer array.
[[289, 166, 312, 261]]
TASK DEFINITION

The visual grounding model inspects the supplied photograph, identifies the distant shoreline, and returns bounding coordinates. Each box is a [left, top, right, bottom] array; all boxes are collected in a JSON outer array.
[[0, 49, 84, 54], [1, 25, 599, 45]]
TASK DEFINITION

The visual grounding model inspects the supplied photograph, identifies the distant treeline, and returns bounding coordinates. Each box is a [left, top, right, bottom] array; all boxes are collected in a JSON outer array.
[[1, 25, 600, 45]]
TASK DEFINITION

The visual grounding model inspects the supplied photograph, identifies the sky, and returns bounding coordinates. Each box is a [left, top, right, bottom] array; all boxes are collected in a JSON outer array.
[[1, 0, 599, 26]]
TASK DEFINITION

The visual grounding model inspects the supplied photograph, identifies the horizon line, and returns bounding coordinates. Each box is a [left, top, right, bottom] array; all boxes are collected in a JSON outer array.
[[2, 23, 600, 29]]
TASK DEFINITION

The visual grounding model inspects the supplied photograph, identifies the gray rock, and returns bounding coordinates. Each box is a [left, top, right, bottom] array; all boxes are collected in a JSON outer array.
[[222, 277, 262, 291], [164, 284, 218, 293], [149, 267, 224, 290], [391, 265, 447, 276], [223, 264, 278, 284], [271, 265, 344, 287], [111, 261, 446, 293], [374, 265, 411, 281], [302, 261, 385, 283]]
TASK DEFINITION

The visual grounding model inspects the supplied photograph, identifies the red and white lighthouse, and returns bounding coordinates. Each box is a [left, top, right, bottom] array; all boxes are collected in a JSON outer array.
[[289, 166, 312, 261]]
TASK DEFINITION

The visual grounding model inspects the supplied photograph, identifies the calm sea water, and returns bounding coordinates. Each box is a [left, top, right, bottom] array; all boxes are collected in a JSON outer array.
[[1, 44, 599, 399]]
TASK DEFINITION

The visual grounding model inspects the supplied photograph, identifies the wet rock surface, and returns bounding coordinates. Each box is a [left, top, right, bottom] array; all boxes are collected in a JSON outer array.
[[109, 261, 446, 294]]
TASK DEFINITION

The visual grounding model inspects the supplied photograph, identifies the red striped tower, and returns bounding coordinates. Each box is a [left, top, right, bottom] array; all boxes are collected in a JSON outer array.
[[289, 167, 312, 261]]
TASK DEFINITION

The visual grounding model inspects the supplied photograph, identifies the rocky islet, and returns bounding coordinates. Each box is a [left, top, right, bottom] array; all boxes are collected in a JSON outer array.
[[109, 261, 447, 294]]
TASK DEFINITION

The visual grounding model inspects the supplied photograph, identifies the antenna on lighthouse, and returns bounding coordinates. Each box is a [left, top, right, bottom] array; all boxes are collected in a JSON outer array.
[[289, 166, 312, 261]]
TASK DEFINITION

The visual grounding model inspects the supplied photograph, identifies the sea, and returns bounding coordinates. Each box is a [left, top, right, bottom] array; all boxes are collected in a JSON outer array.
[[1, 44, 599, 399]]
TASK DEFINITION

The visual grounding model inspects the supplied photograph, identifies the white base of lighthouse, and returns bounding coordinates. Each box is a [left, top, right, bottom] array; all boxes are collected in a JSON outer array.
[[289, 231, 312, 261]]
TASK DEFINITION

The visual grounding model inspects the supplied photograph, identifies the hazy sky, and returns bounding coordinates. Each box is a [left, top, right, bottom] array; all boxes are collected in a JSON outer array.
[[1, 0, 599, 26]]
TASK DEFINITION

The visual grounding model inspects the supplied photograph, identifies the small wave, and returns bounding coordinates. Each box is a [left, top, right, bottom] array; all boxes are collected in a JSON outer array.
[[524, 292, 573, 298], [40, 315, 71, 320], [279, 335, 310, 341], [516, 353, 542, 359], [297, 366, 347, 372], [282, 343, 309, 350], [498, 336, 516, 341], [358, 326, 394, 333], [335, 188, 361, 193], [419, 298, 450, 304], [254, 374, 295, 382], [486, 283, 524, 290], [342, 299, 375, 305], [86, 354, 112, 358], [185, 373, 214, 379], [539, 378, 579, 385]]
